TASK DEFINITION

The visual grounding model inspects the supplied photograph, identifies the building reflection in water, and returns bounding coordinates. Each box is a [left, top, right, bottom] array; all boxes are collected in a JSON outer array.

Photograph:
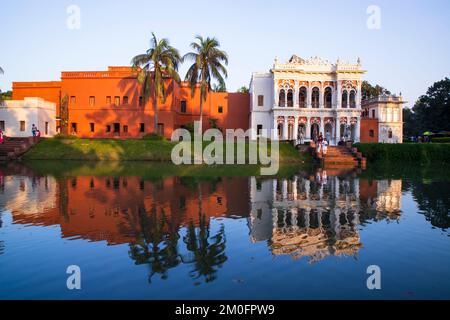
[[249, 169, 402, 263], [0, 165, 403, 278]]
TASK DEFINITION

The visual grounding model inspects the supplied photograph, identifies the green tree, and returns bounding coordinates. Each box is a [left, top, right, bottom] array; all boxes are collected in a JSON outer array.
[[132, 33, 181, 134], [412, 77, 450, 134], [211, 83, 226, 92], [60, 94, 69, 135], [183, 36, 228, 135], [0, 67, 4, 106], [361, 81, 391, 100], [237, 86, 249, 93]]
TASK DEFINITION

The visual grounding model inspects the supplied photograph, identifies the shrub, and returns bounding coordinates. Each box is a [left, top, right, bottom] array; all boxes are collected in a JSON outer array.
[[53, 133, 77, 140], [354, 143, 450, 163], [142, 133, 165, 141], [431, 137, 450, 143]]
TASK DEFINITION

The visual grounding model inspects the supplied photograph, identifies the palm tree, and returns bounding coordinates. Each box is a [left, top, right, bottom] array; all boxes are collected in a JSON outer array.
[[0, 67, 4, 106], [132, 33, 181, 135], [183, 36, 228, 135]]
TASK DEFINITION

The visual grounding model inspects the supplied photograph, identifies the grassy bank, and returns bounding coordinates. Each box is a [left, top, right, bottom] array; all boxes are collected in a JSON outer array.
[[24, 138, 310, 164], [355, 143, 450, 164]]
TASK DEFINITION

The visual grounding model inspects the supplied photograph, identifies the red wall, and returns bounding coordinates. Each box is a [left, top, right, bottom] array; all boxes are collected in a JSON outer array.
[[12, 66, 250, 139], [360, 118, 379, 143]]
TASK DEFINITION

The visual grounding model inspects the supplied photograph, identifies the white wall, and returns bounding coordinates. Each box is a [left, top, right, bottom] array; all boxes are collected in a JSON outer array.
[[250, 73, 273, 139], [0, 97, 56, 137]]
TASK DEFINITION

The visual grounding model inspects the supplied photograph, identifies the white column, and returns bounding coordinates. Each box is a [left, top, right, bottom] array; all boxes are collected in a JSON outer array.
[[272, 117, 278, 140], [294, 84, 299, 107], [293, 117, 299, 141], [336, 81, 341, 109], [336, 118, 341, 143], [320, 117, 325, 136], [307, 86, 312, 109], [306, 118, 311, 140], [293, 176, 298, 200], [356, 85, 362, 109], [283, 118, 288, 140], [356, 118, 361, 142], [282, 179, 288, 200], [347, 91, 350, 109], [319, 87, 324, 108]]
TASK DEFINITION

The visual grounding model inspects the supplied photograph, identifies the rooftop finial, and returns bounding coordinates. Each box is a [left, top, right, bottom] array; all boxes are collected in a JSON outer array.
[[357, 57, 361, 65]]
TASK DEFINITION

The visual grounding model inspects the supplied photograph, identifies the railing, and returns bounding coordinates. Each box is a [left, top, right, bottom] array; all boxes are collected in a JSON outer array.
[[61, 71, 137, 79]]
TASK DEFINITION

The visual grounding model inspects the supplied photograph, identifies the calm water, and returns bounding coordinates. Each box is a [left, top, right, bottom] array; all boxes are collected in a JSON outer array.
[[0, 162, 449, 300]]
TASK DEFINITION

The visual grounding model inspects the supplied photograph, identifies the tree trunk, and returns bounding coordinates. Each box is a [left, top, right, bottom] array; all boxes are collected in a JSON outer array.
[[198, 96, 204, 136], [154, 93, 158, 135]]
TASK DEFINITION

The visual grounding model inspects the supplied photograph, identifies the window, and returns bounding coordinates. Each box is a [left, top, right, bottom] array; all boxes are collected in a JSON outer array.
[[369, 129, 374, 137], [20, 121, 25, 132], [324, 87, 332, 108], [45, 122, 49, 135], [299, 87, 307, 108], [106, 125, 111, 133], [113, 123, 120, 133], [90, 123, 95, 133], [139, 96, 144, 107], [123, 125, 128, 133], [279, 89, 286, 107], [70, 96, 76, 105], [258, 95, 264, 106], [287, 89, 294, 107], [139, 123, 145, 133], [89, 96, 95, 106], [372, 110, 376, 118], [312, 87, 320, 108], [114, 96, 120, 105], [106, 96, 112, 104], [257, 124, 263, 136], [218, 106, 223, 113], [349, 91, 356, 108], [157, 123, 164, 136], [123, 96, 129, 104], [0, 121, 5, 131], [342, 91, 348, 108], [181, 100, 187, 113], [388, 129, 393, 139], [71, 122, 77, 133]]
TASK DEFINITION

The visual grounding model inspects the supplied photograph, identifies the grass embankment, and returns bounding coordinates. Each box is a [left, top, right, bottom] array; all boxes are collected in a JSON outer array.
[[24, 138, 310, 164], [355, 143, 450, 164]]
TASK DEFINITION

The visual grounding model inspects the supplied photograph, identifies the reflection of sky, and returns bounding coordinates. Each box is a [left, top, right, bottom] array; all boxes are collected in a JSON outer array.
[[0, 172, 449, 299]]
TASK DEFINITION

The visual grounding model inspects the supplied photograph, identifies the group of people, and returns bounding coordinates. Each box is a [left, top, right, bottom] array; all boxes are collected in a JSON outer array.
[[31, 124, 41, 138], [315, 132, 328, 156]]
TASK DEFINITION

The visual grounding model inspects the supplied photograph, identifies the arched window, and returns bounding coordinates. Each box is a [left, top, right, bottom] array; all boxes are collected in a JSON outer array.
[[299, 87, 307, 108], [324, 87, 332, 108], [312, 87, 320, 108], [287, 89, 293, 107], [342, 90, 348, 108], [279, 89, 286, 107], [350, 90, 356, 108], [388, 129, 393, 139]]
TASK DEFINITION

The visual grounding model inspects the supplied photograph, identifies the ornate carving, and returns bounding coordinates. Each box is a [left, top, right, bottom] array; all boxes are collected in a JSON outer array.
[[278, 79, 295, 89], [299, 117, 308, 124], [340, 117, 348, 124], [350, 117, 358, 124], [289, 55, 306, 64], [310, 117, 321, 124], [325, 117, 334, 124], [288, 116, 295, 124], [277, 116, 285, 124]]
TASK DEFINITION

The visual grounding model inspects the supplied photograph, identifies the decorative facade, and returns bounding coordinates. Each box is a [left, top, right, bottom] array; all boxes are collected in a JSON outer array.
[[361, 94, 405, 143], [250, 55, 366, 145]]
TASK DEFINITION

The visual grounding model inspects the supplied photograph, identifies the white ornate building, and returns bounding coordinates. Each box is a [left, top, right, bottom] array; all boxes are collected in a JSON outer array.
[[249, 55, 365, 145]]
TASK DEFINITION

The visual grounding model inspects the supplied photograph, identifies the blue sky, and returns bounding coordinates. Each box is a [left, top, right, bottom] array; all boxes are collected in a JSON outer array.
[[1, 0, 449, 107]]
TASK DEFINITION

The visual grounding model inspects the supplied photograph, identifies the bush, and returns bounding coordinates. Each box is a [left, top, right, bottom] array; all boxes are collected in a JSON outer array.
[[354, 143, 450, 163], [142, 133, 165, 141], [431, 137, 450, 143], [53, 133, 78, 140]]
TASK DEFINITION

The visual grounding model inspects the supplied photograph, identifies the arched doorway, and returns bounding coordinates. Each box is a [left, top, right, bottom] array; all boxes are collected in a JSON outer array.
[[325, 122, 333, 143], [324, 87, 332, 108], [311, 123, 320, 142], [312, 88, 320, 108]]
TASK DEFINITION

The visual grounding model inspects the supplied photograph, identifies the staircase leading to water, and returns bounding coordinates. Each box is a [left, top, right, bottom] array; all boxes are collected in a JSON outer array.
[[309, 143, 366, 169], [0, 137, 39, 162]]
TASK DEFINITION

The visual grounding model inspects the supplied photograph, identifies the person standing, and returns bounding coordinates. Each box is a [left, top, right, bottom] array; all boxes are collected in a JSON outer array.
[[31, 124, 37, 137], [0, 129, 4, 144]]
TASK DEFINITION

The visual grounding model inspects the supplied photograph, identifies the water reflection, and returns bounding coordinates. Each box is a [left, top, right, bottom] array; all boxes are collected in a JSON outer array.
[[0, 163, 448, 286], [249, 169, 402, 263]]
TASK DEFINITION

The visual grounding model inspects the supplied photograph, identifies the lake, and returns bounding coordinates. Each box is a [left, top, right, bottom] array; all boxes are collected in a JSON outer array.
[[0, 161, 449, 299]]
